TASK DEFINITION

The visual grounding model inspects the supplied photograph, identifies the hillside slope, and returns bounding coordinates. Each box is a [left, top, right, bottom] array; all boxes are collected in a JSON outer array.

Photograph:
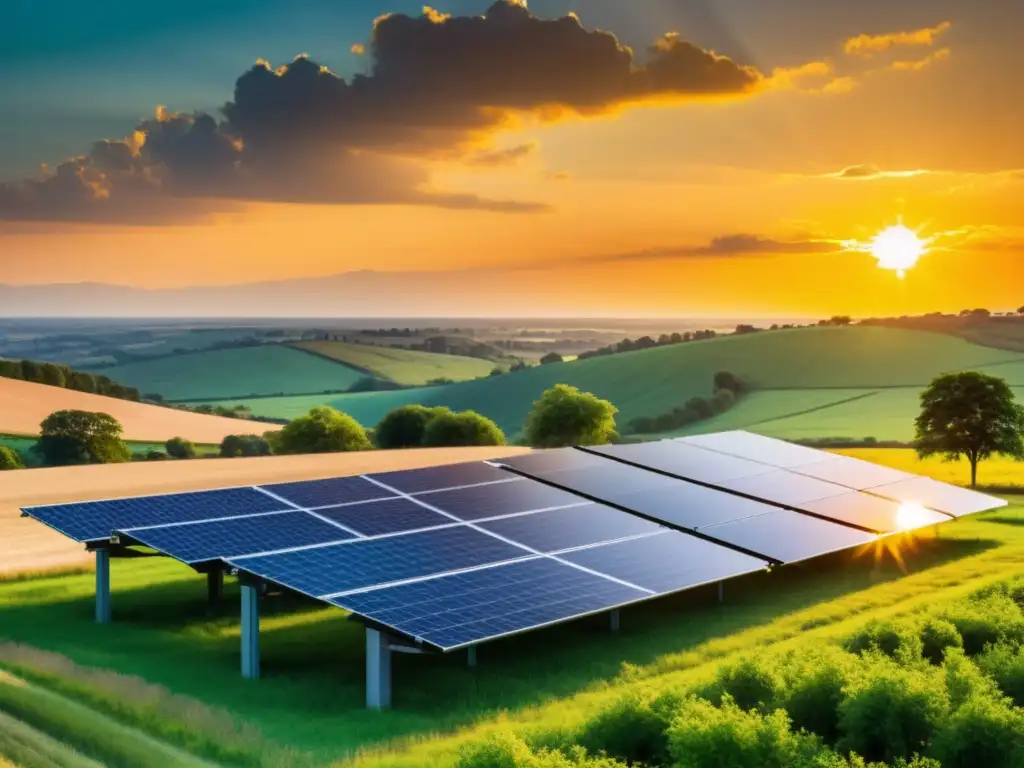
[[293, 340, 494, 385], [213, 326, 1024, 436], [0, 377, 281, 444], [96, 345, 364, 401]]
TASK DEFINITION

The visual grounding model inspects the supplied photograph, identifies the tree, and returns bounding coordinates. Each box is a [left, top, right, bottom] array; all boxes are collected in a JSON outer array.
[[220, 434, 272, 458], [0, 445, 24, 470], [916, 372, 1024, 488], [35, 410, 130, 466], [523, 384, 618, 448], [375, 405, 445, 449], [165, 437, 197, 459], [275, 406, 372, 455], [713, 371, 747, 395], [712, 388, 737, 413], [421, 409, 506, 447], [1018, 305, 1024, 316], [539, 352, 564, 365]]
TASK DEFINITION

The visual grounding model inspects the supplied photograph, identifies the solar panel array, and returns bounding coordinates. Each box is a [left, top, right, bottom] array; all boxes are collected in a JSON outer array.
[[21, 431, 1007, 651]]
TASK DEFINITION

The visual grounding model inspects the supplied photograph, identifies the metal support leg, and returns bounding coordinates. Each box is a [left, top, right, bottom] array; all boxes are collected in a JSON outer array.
[[207, 570, 224, 608], [95, 549, 111, 624], [241, 585, 260, 679], [609, 609, 620, 632], [468, 646, 477, 668], [717, 582, 725, 603], [366, 629, 392, 710]]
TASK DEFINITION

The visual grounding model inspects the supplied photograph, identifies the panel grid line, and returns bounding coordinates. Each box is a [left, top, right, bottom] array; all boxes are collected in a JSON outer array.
[[252, 485, 366, 538], [359, 475, 659, 595]]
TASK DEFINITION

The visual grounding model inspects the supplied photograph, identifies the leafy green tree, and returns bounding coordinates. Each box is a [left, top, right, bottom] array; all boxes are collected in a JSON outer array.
[[35, 410, 130, 466], [916, 372, 1024, 487], [0, 445, 24, 470], [68, 371, 98, 393], [0, 359, 23, 379], [713, 388, 737, 413], [219, 434, 272, 458], [165, 437, 197, 459], [714, 371, 747, 394], [375, 405, 444, 449], [275, 406, 372, 455], [539, 352, 564, 365], [421, 409, 506, 447], [524, 384, 618, 448]]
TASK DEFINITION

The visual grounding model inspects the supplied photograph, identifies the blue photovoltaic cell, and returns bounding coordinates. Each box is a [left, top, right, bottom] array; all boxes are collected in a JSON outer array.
[[368, 462, 512, 494], [607, 482, 783, 531], [315, 497, 452, 536], [510, 463, 681, 503], [679, 431, 831, 469], [561, 532, 769, 593], [231, 525, 530, 598], [259, 476, 394, 509], [25, 488, 289, 543], [717, 470, 852, 507], [331, 557, 646, 650], [586, 441, 776, 484], [419, 478, 587, 521], [499, 449, 606, 476], [121, 511, 357, 564], [478, 504, 662, 552]]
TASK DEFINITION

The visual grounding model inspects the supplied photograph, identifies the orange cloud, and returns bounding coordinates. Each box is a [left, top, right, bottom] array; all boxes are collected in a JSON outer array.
[[350, 43, 366, 55], [843, 21, 951, 57], [888, 47, 951, 72]]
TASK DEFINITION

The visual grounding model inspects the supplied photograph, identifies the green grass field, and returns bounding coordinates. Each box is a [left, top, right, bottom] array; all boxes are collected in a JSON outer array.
[[199, 327, 1024, 438], [0, 435, 220, 467], [293, 342, 495, 386], [0, 450, 1022, 766], [97, 346, 366, 402]]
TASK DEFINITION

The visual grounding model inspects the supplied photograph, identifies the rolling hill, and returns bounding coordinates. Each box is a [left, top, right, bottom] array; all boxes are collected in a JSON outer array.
[[94, 345, 365, 401], [0, 377, 281, 444], [292, 340, 495, 385], [199, 326, 1024, 437]]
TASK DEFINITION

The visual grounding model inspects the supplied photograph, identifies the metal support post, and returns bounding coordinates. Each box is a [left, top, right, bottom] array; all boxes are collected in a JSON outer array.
[[241, 585, 260, 679], [609, 609, 620, 632], [95, 549, 111, 624], [717, 582, 725, 603], [468, 645, 477, 667], [207, 569, 224, 608], [366, 629, 392, 710]]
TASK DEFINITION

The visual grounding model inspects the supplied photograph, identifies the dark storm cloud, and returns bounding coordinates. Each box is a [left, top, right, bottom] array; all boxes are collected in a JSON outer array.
[[0, 0, 770, 224]]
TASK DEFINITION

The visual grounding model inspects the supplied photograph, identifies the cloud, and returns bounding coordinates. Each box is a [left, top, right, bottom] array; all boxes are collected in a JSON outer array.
[[465, 142, 538, 168], [0, 0, 842, 225], [888, 47, 951, 72], [564, 234, 840, 265], [827, 164, 931, 180], [844, 21, 951, 57]]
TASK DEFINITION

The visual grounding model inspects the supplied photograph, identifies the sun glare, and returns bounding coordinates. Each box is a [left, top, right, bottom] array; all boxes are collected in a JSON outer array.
[[871, 223, 926, 279], [896, 502, 934, 532]]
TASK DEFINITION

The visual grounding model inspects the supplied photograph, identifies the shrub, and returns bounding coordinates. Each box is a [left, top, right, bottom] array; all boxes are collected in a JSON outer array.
[[577, 690, 683, 766], [837, 656, 949, 763], [976, 642, 1024, 707], [144, 450, 168, 461], [702, 656, 787, 714], [781, 649, 858, 743], [941, 593, 1024, 655], [165, 437, 197, 460], [843, 620, 922, 661], [943, 648, 1003, 709], [375, 405, 443, 449], [456, 732, 625, 768], [666, 696, 825, 768], [219, 434, 272, 458], [539, 352, 564, 365], [275, 407, 372, 454], [712, 387, 737, 413], [35, 410, 130, 466], [524, 385, 618, 448], [0, 445, 24, 470], [919, 618, 963, 665], [421, 410, 506, 447], [930, 695, 1024, 768]]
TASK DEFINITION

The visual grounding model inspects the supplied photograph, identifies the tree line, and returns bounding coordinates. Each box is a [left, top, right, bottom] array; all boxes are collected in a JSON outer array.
[[0, 358, 141, 401]]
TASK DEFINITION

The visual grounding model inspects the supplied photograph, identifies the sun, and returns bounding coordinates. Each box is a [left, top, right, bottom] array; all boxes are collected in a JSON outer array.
[[896, 502, 935, 532], [871, 223, 926, 279]]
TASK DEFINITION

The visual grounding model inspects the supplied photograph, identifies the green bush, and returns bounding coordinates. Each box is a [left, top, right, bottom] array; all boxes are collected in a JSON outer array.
[[577, 690, 683, 766], [930, 695, 1024, 768], [35, 410, 131, 466], [275, 407, 372, 455], [702, 656, 787, 714], [976, 642, 1024, 706], [0, 445, 24, 470], [523, 385, 618, 448], [943, 648, 1003, 709], [421, 409, 506, 448], [456, 732, 625, 768], [919, 618, 963, 665], [219, 434, 271, 458], [940, 593, 1024, 655], [375, 405, 445, 449], [781, 650, 858, 743], [843, 620, 923, 661], [837, 656, 949, 764], [165, 437, 197, 459], [666, 696, 825, 768]]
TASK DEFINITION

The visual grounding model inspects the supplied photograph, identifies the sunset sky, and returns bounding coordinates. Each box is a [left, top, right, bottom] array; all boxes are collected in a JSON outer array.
[[2, 0, 1022, 317]]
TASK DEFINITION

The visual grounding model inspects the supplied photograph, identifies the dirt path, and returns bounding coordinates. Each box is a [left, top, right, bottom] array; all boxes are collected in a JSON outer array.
[[0, 446, 530, 576]]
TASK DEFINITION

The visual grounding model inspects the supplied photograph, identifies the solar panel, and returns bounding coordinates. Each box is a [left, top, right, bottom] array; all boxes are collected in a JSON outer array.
[[787, 455, 915, 491], [586, 441, 776, 484], [498, 449, 605, 476], [366, 461, 512, 494], [716, 470, 852, 506], [698, 510, 877, 564], [866, 477, 1008, 518], [600, 482, 782, 530], [504, 463, 681, 503], [477, 504, 663, 552], [315, 497, 453, 536], [231, 526, 531, 598], [420, 478, 593, 521], [559, 532, 770, 593], [259, 476, 394, 509], [801, 493, 949, 534], [330, 558, 647, 650], [25, 487, 290, 543], [679, 431, 832, 468], [119, 511, 357, 564]]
